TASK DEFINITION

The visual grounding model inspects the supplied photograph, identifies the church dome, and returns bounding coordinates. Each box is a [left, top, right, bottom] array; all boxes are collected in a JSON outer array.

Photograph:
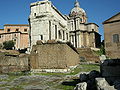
[[70, 0, 86, 16]]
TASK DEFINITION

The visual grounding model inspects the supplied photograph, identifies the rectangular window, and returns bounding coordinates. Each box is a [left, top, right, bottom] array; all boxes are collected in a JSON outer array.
[[16, 29, 19, 32], [14, 34, 16, 37], [34, 13, 36, 16], [113, 34, 119, 43], [40, 35, 43, 40], [63, 31, 65, 40], [49, 21, 51, 40], [55, 25, 57, 39], [66, 33, 68, 40], [24, 29, 27, 32]]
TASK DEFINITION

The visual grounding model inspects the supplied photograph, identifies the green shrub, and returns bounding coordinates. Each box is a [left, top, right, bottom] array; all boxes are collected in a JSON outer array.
[[3, 40, 15, 50]]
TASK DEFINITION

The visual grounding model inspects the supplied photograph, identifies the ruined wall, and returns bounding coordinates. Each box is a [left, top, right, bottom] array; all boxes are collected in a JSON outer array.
[[0, 53, 29, 73], [30, 43, 79, 70], [77, 48, 100, 62]]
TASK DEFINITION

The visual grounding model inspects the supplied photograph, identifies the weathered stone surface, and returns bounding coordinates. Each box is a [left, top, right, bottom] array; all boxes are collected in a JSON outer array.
[[88, 70, 100, 79], [79, 73, 88, 82], [95, 78, 109, 90], [101, 59, 120, 77], [0, 81, 8, 85], [36, 40, 43, 45], [24, 85, 49, 90], [74, 82, 87, 90], [99, 55, 106, 61], [0, 74, 67, 90], [87, 79, 97, 90], [103, 86, 116, 90], [0, 50, 20, 56], [0, 52, 29, 74], [77, 48, 100, 62], [9, 75, 63, 86], [114, 80, 120, 89], [30, 43, 79, 72], [47, 40, 57, 44], [0, 75, 9, 80]]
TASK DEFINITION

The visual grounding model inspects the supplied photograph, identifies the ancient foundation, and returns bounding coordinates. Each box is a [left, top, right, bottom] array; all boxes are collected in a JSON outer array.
[[30, 42, 79, 73]]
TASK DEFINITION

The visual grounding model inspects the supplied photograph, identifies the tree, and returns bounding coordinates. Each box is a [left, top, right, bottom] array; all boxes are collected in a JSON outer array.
[[3, 40, 15, 50], [99, 40, 105, 55]]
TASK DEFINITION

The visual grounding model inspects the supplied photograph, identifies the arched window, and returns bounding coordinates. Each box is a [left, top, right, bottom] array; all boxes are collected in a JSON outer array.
[[113, 34, 119, 43]]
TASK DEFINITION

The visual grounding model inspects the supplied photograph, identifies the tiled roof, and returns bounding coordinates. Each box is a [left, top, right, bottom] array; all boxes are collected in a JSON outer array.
[[4, 24, 29, 26]]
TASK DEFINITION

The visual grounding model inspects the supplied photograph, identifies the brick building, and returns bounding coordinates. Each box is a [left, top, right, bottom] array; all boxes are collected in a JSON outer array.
[[103, 12, 120, 58], [0, 24, 29, 50]]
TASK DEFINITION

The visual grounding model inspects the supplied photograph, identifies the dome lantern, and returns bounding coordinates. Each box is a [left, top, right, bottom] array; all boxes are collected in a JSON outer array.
[[70, 0, 86, 17], [75, 0, 80, 7]]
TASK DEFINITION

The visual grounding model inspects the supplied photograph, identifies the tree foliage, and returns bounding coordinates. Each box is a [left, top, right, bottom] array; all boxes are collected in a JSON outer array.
[[98, 40, 105, 55], [3, 40, 15, 50]]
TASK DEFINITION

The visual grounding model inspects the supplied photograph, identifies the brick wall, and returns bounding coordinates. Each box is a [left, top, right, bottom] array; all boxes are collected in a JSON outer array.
[[77, 48, 100, 62], [0, 53, 29, 73], [30, 43, 79, 70], [104, 21, 120, 58]]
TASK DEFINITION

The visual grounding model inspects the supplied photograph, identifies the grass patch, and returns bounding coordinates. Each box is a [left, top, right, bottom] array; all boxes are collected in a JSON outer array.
[[55, 84, 74, 90], [10, 85, 23, 90], [78, 64, 100, 72]]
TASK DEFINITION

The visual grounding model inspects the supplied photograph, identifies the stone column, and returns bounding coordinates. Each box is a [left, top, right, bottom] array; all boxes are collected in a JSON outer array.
[[77, 34, 81, 48], [86, 32, 89, 47], [73, 35, 76, 47], [80, 32, 84, 47], [18, 33, 20, 49], [77, 34, 79, 48]]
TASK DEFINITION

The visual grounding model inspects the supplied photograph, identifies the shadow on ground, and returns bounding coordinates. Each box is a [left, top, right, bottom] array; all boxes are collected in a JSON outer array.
[[62, 79, 80, 86]]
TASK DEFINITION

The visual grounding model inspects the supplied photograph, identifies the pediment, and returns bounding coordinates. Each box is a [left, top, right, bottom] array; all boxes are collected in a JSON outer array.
[[103, 12, 120, 24]]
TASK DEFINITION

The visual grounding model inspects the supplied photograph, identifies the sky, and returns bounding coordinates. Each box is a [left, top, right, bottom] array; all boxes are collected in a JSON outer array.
[[0, 0, 120, 40]]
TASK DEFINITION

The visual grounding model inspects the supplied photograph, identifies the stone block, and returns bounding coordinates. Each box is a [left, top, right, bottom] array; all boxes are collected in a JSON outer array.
[[74, 82, 87, 90], [95, 78, 109, 90]]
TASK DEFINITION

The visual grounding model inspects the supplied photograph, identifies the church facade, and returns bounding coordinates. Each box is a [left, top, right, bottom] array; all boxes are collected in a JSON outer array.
[[68, 1, 101, 48], [29, 0, 101, 49]]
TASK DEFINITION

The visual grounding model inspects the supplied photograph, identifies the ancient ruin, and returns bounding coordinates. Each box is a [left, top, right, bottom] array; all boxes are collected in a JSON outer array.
[[30, 41, 79, 72]]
